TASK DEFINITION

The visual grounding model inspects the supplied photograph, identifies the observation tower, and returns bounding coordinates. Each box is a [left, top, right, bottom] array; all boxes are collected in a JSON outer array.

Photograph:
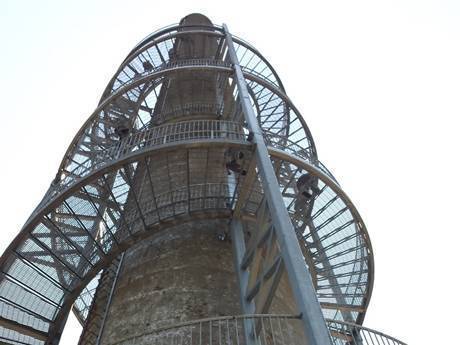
[[0, 13, 406, 345]]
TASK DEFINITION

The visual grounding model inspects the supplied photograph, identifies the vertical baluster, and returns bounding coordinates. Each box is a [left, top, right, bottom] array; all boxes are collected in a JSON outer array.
[[374, 331, 384, 345], [218, 319, 222, 345], [225, 319, 231, 345], [268, 316, 276, 345], [211, 120, 214, 139], [361, 330, 373, 345], [234, 318, 240, 345], [210, 320, 213, 345]]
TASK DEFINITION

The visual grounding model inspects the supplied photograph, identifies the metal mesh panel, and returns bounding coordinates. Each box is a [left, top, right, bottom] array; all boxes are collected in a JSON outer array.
[[0, 325, 44, 345]]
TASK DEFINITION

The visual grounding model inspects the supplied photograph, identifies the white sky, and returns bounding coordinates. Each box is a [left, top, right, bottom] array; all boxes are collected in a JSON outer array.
[[1, 1, 459, 344]]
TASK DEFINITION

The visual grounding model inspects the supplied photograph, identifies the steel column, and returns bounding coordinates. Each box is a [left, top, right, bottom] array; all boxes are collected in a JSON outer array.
[[223, 24, 332, 345]]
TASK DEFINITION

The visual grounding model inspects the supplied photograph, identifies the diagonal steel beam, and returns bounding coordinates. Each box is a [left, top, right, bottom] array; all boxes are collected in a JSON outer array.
[[224, 24, 332, 345]]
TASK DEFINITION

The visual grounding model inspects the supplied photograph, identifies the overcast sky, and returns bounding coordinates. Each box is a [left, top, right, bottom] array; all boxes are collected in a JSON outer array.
[[1, 1, 459, 344]]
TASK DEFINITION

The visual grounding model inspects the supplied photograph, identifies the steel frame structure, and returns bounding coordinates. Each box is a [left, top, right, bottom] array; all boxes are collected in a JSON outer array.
[[0, 16, 405, 345]]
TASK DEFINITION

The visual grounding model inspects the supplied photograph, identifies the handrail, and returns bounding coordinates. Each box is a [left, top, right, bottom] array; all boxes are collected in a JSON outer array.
[[39, 120, 245, 207], [37, 120, 332, 211], [153, 102, 225, 124], [120, 23, 283, 92], [110, 313, 302, 345], [122, 182, 236, 227], [57, 63, 314, 182], [263, 131, 338, 184], [326, 319, 407, 345], [107, 54, 281, 99], [107, 314, 407, 345], [130, 23, 224, 54], [110, 58, 231, 95]]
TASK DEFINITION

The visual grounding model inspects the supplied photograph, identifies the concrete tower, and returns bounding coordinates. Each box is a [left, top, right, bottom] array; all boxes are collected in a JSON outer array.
[[0, 13, 406, 345]]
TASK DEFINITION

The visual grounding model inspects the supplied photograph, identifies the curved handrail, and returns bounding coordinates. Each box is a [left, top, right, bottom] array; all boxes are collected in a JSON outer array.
[[37, 120, 245, 209], [106, 313, 407, 345], [54, 62, 234, 179], [55, 65, 316, 193], [109, 58, 231, 96], [263, 131, 338, 184], [129, 24, 223, 56], [110, 313, 302, 345], [152, 102, 224, 124], [99, 26, 283, 106], [326, 319, 407, 345], [37, 120, 328, 211], [121, 23, 284, 91]]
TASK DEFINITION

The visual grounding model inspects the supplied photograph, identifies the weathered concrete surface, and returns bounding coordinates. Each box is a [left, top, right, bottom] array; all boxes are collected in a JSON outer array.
[[99, 219, 240, 344], [88, 219, 304, 345]]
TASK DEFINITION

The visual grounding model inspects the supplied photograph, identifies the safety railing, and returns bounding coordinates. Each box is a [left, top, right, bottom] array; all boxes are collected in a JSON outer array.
[[40, 120, 336, 209], [111, 58, 232, 94], [153, 102, 225, 124], [122, 182, 235, 232], [121, 24, 282, 93], [326, 319, 407, 345], [263, 132, 338, 184], [131, 23, 224, 53], [107, 314, 407, 345], [43, 120, 246, 205], [110, 314, 304, 345], [106, 120, 244, 159]]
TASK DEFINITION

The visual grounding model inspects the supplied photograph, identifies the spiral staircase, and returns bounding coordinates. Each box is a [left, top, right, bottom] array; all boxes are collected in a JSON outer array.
[[0, 13, 406, 345]]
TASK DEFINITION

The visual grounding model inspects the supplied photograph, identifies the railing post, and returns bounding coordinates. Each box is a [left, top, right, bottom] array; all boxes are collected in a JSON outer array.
[[223, 24, 333, 345]]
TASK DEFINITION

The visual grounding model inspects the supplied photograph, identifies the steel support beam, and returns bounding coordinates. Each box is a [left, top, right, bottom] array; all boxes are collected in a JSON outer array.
[[47, 311, 69, 345], [223, 24, 333, 345], [230, 220, 258, 345], [96, 253, 125, 345]]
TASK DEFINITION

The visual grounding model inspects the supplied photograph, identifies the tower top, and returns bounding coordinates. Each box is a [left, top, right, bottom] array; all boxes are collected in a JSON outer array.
[[179, 13, 213, 26]]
